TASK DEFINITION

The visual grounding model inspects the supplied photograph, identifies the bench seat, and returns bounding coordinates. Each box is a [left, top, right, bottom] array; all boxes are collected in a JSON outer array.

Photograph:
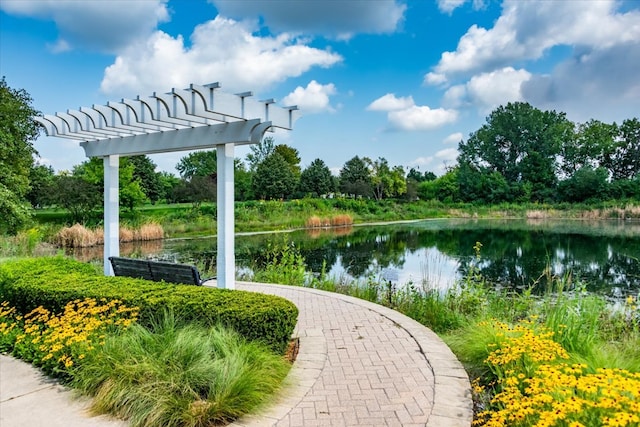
[[108, 256, 213, 286]]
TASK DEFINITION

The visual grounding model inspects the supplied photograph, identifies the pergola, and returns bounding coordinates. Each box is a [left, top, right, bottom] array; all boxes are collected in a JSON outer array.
[[36, 82, 299, 289]]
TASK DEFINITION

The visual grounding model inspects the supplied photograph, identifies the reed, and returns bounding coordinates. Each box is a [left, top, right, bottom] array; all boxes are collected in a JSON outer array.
[[331, 214, 353, 227], [305, 216, 322, 228], [54, 224, 100, 248], [53, 223, 165, 248], [133, 223, 164, 241], [119, 227, 134, 243]]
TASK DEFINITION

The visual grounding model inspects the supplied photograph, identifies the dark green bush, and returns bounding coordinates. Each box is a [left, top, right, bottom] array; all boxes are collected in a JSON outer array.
[[0, 257, 297, 353]]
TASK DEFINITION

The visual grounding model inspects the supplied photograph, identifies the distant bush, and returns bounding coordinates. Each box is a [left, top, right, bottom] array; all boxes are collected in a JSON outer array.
[[0, 257, 297, 353]]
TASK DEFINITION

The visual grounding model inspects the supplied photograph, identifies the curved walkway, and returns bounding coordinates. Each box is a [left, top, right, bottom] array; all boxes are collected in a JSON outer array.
[[0, 282, 472, 427], [231, 282, 472, 427]]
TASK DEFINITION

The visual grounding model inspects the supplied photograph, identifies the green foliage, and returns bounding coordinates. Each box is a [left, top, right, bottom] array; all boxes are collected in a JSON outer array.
[[0, 257, 298, 353], [26, 163, 55, 208], [253, 240, 306, 286], [557, 166, 610, 202], [418, 168, 459, 202], [49, 174, 102, 224], [129, 155, 162, 203], [175, 150, 216, 180], [234, 160, 254, 201], [72, 157, 146, 213], [246, 136, 275, 171], [368, 157, 407, 200], [299, 158, 334, 197], [0, 184, 33, 234], [339, 156, 372, 197], [0, 78, 41, 234], [252, 153, 298, 200], [73, 311, 290, 427], [274, 144, 301, 177]]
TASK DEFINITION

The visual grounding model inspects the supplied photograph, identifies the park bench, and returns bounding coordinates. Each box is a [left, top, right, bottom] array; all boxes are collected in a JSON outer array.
[[108, 256, 214, 286]]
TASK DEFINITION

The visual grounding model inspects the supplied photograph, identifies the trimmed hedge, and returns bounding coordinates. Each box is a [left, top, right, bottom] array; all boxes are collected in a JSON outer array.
[[0, 257, 298, 353]]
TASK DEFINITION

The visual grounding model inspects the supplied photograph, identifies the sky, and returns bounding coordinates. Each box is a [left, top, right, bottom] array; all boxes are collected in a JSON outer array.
[[1, 0, 639, 177]]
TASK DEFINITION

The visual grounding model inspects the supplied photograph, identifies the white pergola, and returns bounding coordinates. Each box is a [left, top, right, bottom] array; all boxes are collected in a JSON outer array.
[[36, 82, 299, 289]]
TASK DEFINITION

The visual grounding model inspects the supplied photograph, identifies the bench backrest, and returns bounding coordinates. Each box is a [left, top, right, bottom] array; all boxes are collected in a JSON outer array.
[[109, 256, 203, 285]]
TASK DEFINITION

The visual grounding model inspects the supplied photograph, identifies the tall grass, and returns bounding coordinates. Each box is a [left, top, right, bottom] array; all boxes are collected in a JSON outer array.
[[73, 311, 291, 427], [52, 223, 164, 248]]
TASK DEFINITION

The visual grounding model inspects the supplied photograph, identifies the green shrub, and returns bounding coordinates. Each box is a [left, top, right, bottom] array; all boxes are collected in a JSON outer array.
[[0, 257, 297, 353]]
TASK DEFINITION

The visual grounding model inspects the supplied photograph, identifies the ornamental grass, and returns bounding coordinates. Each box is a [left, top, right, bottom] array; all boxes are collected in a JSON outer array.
[[73, 311, 291, 427]]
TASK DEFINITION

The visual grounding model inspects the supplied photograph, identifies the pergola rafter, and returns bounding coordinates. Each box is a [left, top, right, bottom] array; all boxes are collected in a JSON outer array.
[[36, 82, 299, 290]]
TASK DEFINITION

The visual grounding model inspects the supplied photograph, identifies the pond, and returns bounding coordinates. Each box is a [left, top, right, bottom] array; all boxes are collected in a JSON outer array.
[[69, 218, 640, 297]]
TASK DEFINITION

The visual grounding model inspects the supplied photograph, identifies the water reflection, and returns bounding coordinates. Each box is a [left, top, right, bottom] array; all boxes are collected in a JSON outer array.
[[70, 219, 640, 297]]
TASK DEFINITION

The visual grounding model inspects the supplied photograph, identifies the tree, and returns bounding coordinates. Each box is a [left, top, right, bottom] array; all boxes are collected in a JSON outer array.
[[459, 102, 574, 202], [557, 166, 609, 203], [247, 136, 275, 171], [0, 77, 41, 234], [234, 159, 254, 201], [26, 162, 55, 208], [368, 158, 406, 200], [176, 150, 217, 179], [274, 144, 301, 176], [407, 168, 436, 182], [173, 174, 217, 209], [130, 155, 162, 203], [50, 174, 102, 223], [562, 120, 616, 177], [457, 162, 510, 204], [252, 153, 297, 200], [157, 172, 182, 203], [73, 157, 146, 213], [418, 168, 459, 202], [610, 118, 640, 180], [339, 156, 372, 197], [299, 158, 334, 197]]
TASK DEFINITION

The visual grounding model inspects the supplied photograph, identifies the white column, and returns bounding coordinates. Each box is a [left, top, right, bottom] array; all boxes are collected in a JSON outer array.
[[216, 144, 235, 289], [103, 155, 120, 275]]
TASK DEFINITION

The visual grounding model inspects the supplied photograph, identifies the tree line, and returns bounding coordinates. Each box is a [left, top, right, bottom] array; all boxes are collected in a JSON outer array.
[[2, 77, 639, 233]]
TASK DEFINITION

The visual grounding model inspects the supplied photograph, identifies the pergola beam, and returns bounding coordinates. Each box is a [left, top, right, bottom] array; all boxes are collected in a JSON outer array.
[[79, 119, 267, 157]]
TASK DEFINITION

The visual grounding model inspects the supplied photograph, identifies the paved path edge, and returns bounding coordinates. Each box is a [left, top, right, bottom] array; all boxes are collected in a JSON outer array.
[[230, 282, 473, 427]]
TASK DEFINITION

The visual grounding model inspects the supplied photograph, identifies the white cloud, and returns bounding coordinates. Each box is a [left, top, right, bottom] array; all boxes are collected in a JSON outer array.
[[0, 0, 169, 52], [210, 0, 405, 39], [437, 0, 467, 14], [409, 148, 459, 175], [100, 16, 343, 97], [437, 0, 486, 15], [443, 132, 464, 144], [368, 94, 458, 131], [424, 72, 448, 86], [367, 94, 415, 111], [47, 38, 71, 53], [281, 80, 337, 114], [446, 67, 531, 113], [428, 0, 640, 81], [388, 106, 458, 131]]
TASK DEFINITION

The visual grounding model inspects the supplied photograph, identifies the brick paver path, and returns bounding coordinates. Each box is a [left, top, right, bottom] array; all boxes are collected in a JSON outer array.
[[229, 282, 472, 427]]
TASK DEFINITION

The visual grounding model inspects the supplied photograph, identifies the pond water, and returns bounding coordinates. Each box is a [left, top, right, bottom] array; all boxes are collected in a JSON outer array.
[[69, 218, 640, 297]]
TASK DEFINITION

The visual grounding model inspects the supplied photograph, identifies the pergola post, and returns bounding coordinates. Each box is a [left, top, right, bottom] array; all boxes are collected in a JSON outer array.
[[216, 143, 235, 289], [104, 155, 120, 275]]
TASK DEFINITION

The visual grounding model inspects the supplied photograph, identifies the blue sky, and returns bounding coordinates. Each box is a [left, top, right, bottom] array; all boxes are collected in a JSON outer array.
[[1, 0, 639, 176]]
